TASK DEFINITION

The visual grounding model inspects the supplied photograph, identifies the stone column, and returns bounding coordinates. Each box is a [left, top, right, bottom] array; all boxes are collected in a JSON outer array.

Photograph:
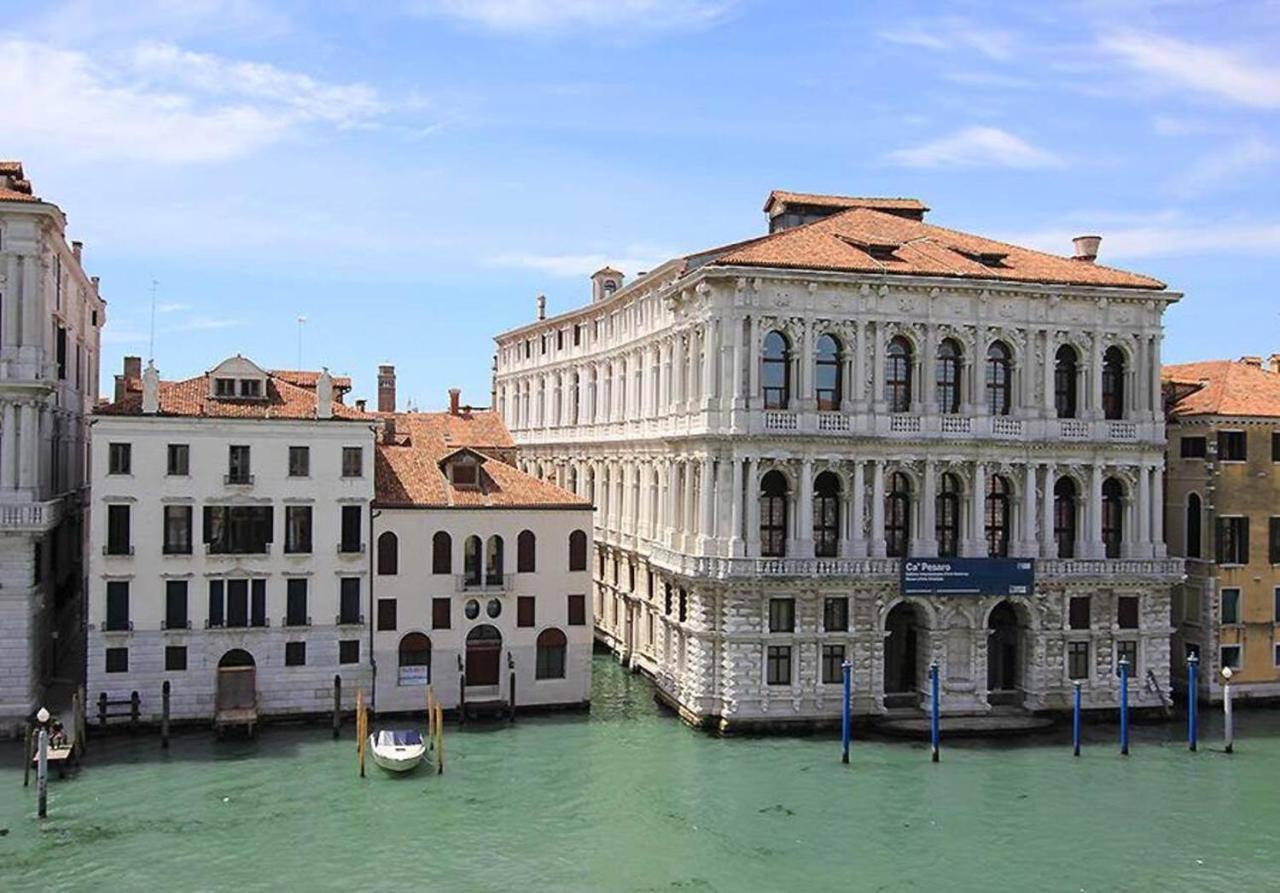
[[1042, 330, 1056, 418], [683, 458, 697, 550], [797, 457, 814, 557], [800, 320, 815, 408], [1090, 331, 1104, 420], [729, 456, 744, 556], [871, 324, 886, 412], [967, 461, 987, 557], [853, 322, 867, 409], [869, 459, 886, 557], [850, 460, 867, 557], [699, 456, 715, 554], [745, 456, 760, 557], [3, 255, 20, 348], [1040, 463, 1056, 559], [22, 253, 41, 347], [918, 458, 938, 557], [1087, 462, 1104, 558], [921, 324, 937, 412], [1021, 462, 1038, 557], [1151, 463, 1166, 557], [18, 401, 36, 492], [701, 322, 716, 409], [731, 316, 746, 408], [1136, 462, 1152, 557], [1149, 334, 1162, 419], [686, 331, 699, 412], [748, 316, 761, 410], [0, 401, 14, 490]]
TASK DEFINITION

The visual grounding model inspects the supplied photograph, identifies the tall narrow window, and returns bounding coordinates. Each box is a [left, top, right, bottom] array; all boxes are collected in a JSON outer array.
[[339, 578, 361, 625], [886, 336, 914, 413], [342, 446, 363, 478], [1186, 493, 1202, 559], [164, 580, 188, 630], [813, 471, 841, 558], [485, 535, 504, 585], [167, 444, 190, 476], [886, 472, 911, 558], [759, 470, 789, 558], [1102, 347, 1126, 420], [986, 475, 1011, 558], [464, 535, 482, 585], [935, 338, 961, 414], [535, 628, 567, 679], [1216, 517, 1249, 565], [285, 505, 312, 554], [1054, 477, 1078, 559], [1054, 345, 1079, 419], [340, 505, 362, 553], [986, 341, 1012, 416], [568, 529, 588, 571], [227, 445, 251, 484], [163, 505, 192, 555], [108, 442, 131, 475], [936, 472, 961, 558], [105, 580, 130, 631], [517, 529, 536, 573], [1102, 478, 1124, 559], [286, 578, 308, 626], [762, 331, 791, 410], [815, 333, 842, 411], [377, 531, 398, 574], [106, 504, 131, 555], [432, 531, 452, 574]]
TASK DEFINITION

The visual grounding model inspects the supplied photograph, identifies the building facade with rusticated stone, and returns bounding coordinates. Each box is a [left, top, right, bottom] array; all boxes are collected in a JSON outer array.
[[494, 191, 1184, 731]]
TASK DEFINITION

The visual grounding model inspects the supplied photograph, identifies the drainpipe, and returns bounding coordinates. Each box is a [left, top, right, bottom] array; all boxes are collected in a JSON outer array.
[[369, 505, 381, 715]]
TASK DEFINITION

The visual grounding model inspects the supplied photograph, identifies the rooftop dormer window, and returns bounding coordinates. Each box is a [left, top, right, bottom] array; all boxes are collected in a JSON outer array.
[[453, 463, 478, 487], [240, 379, 262, 398], [441, 449, 485, 490], [215, 378, 236, 397]]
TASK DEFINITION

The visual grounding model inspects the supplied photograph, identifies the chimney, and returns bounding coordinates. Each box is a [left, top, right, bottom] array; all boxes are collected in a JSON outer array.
[[315, 368, 334, 419], [383, 415, 397, 444], [1269, 354, 1280, 375], [448, 387, 461, 416], [377, 364, 396, 413], [1240, 355, 1263, 368], [141, 360, 159, 414], [114, 355, 142, 403], [355, 398, 367, 412], [536, 294, 546, 320], [1072, 235, 1101, 263], [71, 241, 83, 263]]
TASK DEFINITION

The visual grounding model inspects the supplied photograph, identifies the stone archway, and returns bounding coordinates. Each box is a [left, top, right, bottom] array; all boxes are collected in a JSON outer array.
[[465, 624, 502, 688], [986, 601, 1024, 705], [884, 601, 925, 701]]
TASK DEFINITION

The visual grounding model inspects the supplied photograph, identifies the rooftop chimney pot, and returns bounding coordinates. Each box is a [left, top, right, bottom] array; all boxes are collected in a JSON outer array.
[[1269, 354, 1280, 375], [449, 388, 461, 416], [536, 294, 546, 320], [1072, 235, 1101, 263], [1240, 355, 1263, 368], [71, 241, 82, 262]]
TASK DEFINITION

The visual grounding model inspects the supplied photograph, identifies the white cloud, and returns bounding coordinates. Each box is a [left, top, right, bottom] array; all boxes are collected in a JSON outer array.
[[1007, 221, 1280, 260], [411, 0, 734, 33], [175, 315, 245, 331], [886, 126, 1063, 169], [156, 302, 191, 313], [101, 326, 148, 345], [1100, 32, 1280, 108], [1171, 137, 1279, 195], [879, 20, 1015, 61], [489, 248, 673, 278]]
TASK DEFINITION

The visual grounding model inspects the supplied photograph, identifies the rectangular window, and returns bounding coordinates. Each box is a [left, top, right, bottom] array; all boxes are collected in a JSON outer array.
[[1180, 436, 1206, 459], [1221, 644, 1242, 671], [105, 647, 128, 673], [823, 597, 849, 633], [251, 579, 266, 628], [768, 598, 795, 633], [289, 446, 310, 477], [163, 505, 192, 554], [108, 442, 131, 475], [766, 645, 792, 685], [339, 639, 360, 664], [339, 578, 361, 625], [165, 646, 187, 672], [342, 447, 363, 478], [167, 444, 190, 476], [164, 580, 188, 630], [208, 580, 224, 627], [821, 644, 846, 684], [105, 580, 129, 631], [1221, 588, 1241, 625], [517, 596, 535, 628], [340, 505, 362, 552], [1275, 586, 1280, 623], [285, 641, 306, 667], [227, 445, 252, 483], [377, 598, 397, 631], [1271, 517, 1280, 564], [567, 594, 586, 626], [1216, 517, 1249, 565], [1067, 641, 1089, 680], [286, 578, 308, 626], [239, 378, 261, 398], [285, 505, 313, 554], [432, 597, 451, 630], [214, 377, 235, 397], [106, 504, 131, 555], [1218, 430, 1247, 461], [573, 324, 582, 347], [227, 579, 249, 628], [56, 325, 67, 379], [204, 505, 274, 554], [1116, 640, 1138, 676], [1116, 596, 1139, 630], [1273, 431, 1280, 462], [1069, 596, 1090, 630], [1276, 643, 1280, 668]]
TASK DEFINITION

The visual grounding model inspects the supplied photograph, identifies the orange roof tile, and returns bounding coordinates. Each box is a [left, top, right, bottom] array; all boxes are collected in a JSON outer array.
[[270, 370, 353, 392], [709, 203, 1165, 290], [96, 370, 373, 421], [764, 190, 930, 215], [375, 410, 588, 509], [1164, 360, 1280, 418], [0, 187, 37, 203]]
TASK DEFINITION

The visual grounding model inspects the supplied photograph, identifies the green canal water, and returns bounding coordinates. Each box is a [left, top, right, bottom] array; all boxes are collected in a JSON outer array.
[[2, 656, 1279, 892]]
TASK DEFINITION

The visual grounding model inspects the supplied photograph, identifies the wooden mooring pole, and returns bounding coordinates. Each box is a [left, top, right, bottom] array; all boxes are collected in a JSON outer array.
[[161, 681, 171, 749], [435, 703, 444, 775], [356, 688, 367, 777], [37, 726, 48, 819], [22, 723, 33, 787], [332, 675, 341, 740]]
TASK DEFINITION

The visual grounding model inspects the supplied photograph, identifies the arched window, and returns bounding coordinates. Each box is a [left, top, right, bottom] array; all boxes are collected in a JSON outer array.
[[398, 633, 431, 685], [1054, 477, 1078, 559], [936, 338, 961, 415], [569, 529, 588, 571], [464, 535, 482, 585], [936, 472, 961, 558], [517, 529, 536, 573], [1102, 478, 1124, 559], [1102, 347, 1126, 420], [377, 531, 399, 575], [986, 341, 1012, 416], [986, 475, 1011, 558], [485, 535, 504, 584], [536, 628, 567, 679], [886, 471, 911, 558], [759, 470, 789, 558], [1186, 493, 1202, 559], [1055, 345, 1079, 419], [432, 531, 452, 575], [813, 471, 841, 558], [762, 331, 791, 410], [886, 336, 914, 413], [815, 334, 842, 411]]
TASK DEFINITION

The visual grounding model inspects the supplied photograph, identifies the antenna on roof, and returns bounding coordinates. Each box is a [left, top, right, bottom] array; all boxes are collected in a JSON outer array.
[[148, 278, 158, 362], [296, 316, 307, 369]]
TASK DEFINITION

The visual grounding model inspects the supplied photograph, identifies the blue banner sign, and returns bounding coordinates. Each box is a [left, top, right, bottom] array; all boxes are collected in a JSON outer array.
[[900, 558, 1035, 597]]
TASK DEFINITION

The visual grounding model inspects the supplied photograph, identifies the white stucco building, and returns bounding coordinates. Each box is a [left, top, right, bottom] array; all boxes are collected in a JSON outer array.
[[86, 356, 377, 724], [0, 162, 105, 736], [370, 389, 594, 716], [494, 190, 1184, 731]]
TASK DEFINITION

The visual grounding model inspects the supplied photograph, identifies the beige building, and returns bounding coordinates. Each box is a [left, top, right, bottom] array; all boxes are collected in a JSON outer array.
[[1165, 356, 1280, 701]]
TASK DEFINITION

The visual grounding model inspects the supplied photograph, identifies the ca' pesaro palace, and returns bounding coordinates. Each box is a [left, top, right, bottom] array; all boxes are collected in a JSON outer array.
[[494, 190, 1182, 732]]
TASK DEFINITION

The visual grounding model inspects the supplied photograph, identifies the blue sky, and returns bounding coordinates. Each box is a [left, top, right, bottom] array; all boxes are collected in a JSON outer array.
[[3, 0, 1278, 407]]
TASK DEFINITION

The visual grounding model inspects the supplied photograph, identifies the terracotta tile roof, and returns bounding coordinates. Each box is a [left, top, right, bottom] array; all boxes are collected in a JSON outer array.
[[96, 370, 373, 421], [0, 161, 36, 203], [270, 370, 353, 392], [0, 162, 22, 175], [374, 410, 589, 509], [764, 190, 930, 215], [1164, 359, 1280, 418], [0, 187, 37, 203], [708, 203, 1165, 290]]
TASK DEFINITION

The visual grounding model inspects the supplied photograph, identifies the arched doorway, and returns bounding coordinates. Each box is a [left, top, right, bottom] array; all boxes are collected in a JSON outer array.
[[216, 649, 257, 730], [398, 633, 431, 686], [884, 602, 923, 701], [465, 624, 502, 688], [986, 602, 1022, 705]]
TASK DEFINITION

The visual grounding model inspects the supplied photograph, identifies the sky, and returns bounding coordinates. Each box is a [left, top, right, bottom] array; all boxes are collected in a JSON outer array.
[[2, 0, 1279, 407]]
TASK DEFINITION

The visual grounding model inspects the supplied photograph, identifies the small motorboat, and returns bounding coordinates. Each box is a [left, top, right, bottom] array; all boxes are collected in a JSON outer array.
[[369, 729, 426, 773]]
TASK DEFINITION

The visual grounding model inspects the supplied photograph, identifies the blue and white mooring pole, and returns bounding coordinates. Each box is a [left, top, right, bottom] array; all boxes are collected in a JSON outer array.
[[929, 660, 940, 763], [1072, 680, 1082, 757], [841, 660, 852, 764], [1119, 657, 1130, 756], [1187, 652, 1199, 752], [1222, 666, 1234, 755]]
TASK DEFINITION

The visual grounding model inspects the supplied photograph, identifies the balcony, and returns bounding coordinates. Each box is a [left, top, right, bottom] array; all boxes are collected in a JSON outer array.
[[206, 543, 271, 556], [223, 473, 255, 486], [337, 542, 365, 555], [455, 573, 515, 593], [102, 544, 135, 556], [336, 613, 365, 627], [0, 498, 64, 533]]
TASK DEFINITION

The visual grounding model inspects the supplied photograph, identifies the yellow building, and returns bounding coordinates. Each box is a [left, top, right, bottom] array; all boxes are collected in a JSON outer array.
[[1165, 356, 1280, 701]]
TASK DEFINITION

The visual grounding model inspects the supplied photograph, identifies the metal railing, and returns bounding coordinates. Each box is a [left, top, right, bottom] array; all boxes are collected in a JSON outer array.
[[454, 573, 515, 593]]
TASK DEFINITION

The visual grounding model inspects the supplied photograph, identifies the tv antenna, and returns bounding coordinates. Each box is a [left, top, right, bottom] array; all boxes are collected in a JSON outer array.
[[148, 278, 158, 362], [296, 316, 307, 369]]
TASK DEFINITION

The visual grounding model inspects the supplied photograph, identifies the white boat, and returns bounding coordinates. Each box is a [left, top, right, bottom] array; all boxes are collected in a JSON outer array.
[[369, 729, 426, 773]]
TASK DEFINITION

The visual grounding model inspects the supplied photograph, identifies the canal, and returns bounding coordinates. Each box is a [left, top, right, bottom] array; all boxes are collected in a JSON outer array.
[[2, 655, 1278, 892]]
